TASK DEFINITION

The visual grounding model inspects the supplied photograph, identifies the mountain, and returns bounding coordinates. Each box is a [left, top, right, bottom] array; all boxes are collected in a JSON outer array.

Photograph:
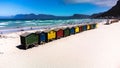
[[0, 13, 90, 20], [70, 14, 90, 19], [91, 12, 104, 18], [14, 14, 56, 19], [13, 13, 90, 20], [94, 0, 120, 18]]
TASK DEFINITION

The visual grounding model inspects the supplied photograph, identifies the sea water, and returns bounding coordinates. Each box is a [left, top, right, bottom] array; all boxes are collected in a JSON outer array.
[[0, 19, 106, 34]]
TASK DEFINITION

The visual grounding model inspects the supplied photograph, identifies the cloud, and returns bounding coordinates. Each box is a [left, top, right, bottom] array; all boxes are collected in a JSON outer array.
[[64, 0, 118, 7]]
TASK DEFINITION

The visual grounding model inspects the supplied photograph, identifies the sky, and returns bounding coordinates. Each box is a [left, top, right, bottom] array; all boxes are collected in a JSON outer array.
[[0, 0, 118, 16]]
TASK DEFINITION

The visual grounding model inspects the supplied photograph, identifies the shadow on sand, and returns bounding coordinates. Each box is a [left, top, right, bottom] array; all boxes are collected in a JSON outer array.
[[16, 45, 34, 50]]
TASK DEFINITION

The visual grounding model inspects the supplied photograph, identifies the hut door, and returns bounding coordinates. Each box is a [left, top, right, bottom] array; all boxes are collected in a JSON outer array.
[[40, 34, 46, 42]]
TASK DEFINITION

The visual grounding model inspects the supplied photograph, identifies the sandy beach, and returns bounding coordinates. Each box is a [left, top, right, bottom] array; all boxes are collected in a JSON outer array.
[[0, 21, 120, 68]]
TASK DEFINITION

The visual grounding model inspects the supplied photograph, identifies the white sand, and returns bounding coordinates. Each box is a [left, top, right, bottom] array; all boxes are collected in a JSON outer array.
[[0, 21, 120, 68]]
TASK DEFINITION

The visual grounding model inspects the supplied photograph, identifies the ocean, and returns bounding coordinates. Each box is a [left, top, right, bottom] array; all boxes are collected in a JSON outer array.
[[0, 19, 106, 34]]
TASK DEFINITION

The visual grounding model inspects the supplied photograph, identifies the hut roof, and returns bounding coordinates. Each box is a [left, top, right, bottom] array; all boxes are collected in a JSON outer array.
[[63, 27, 70, 30], [35, 31, 42, 34], [69, 26, 75, 29], [43, 30, 51, 33], [54, 28, 64, 31], [78, 24, 83, 27], [35, 29, 51, 33], [75, 26, 79, 27], [20, 32, 32, 37], [54, 28, 61, 31]]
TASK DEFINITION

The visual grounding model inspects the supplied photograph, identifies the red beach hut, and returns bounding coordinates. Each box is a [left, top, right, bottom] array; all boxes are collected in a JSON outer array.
[[79, 26, 83, 32], [55, 28, 64, 39]]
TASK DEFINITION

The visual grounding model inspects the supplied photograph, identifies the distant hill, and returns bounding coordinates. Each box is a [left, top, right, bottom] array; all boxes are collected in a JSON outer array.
[[14, 14, 56, 20], [70, 14, 90, 19], [0, 14, 90, 20], [91, 12, 104, 18], [93, 0, 120, 18]]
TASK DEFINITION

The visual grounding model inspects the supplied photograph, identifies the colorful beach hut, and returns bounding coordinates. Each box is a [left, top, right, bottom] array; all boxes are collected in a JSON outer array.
[[63, 27, 70, 37], [90, 24, 94, 29], [69, 27, 75, 35], [55, 28, 64, 39], [82, 25, 87, 31], [75, 26, 80, 33], [90, 23, 97, 29], [47, 30, 56, 41], [96, 23, 98, 28], [36, 31, 48, 44], [87, 24, 91, 30], [20, 32, 39, 49], [79, 26, 83, 32], [94, 23, 98, 28]]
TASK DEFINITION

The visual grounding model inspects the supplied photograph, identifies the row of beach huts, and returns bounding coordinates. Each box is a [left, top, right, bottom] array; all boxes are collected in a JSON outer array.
[[20, 23, 98, 49]]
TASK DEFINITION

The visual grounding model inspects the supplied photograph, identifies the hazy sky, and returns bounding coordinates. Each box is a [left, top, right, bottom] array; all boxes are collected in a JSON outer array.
[[0, 0, 118, 16]]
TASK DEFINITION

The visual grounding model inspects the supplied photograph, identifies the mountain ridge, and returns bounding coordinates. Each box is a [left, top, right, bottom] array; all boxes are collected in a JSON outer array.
[[0, 14, 90, 20], [93, 0, 120, 18]]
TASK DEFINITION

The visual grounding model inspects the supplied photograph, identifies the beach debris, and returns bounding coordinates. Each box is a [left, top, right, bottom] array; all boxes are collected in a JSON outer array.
[[20, 29, 24, 31], [0, 35, 7, 38]]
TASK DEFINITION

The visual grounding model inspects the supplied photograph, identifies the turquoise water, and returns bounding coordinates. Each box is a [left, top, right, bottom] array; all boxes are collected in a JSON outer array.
[[0, 19, 105, 34]]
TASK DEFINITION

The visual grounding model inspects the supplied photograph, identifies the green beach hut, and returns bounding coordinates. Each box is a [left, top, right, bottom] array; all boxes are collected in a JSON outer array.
[[63, 27, 70, 37], [20, 32, 39, 49]]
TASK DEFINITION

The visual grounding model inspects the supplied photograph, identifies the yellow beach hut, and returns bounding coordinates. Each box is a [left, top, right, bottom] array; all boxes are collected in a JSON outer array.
[[75, 26, 80, 33], [87, 24, 91, 30], [47, 30, 56, 41], [96, 23, 98, 28]]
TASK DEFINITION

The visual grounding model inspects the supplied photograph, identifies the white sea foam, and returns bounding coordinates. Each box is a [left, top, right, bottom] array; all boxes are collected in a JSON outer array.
[[0, 22, 9, 25], [0, 26, 5, 27], [25, 21, 32, 23], [15, 21, 22, 24], [25, 22, 37, 25]]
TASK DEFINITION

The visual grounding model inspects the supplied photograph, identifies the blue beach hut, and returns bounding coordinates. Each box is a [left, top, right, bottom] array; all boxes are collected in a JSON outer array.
[[69, 27, 75, 35], [36, 31, 48, 44], [82, 25, 87, 31]]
